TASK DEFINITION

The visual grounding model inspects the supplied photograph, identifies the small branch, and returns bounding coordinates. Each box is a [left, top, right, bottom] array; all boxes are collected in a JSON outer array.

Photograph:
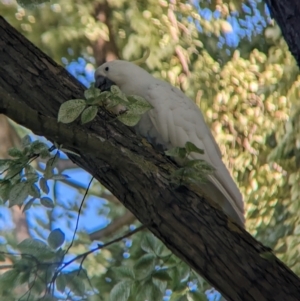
[[89, 211, 136, 240], [65, 177, 94, 255], [65, 224, 147, 267]]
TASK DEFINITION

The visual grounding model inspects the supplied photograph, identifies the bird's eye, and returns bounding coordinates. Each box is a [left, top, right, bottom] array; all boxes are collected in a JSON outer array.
[[105, 66, 109, 71]]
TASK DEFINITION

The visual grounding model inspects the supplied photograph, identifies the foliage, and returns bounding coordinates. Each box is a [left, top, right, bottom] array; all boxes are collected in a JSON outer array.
[[165, 142, 215, 185], [57, 85, 152, 126], [1, 0, 300, 300], [0, 136, 61, 209]]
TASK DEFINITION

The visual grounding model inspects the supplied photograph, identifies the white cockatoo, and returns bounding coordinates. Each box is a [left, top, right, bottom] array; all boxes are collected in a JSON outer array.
[[94, 60, 244, 227]]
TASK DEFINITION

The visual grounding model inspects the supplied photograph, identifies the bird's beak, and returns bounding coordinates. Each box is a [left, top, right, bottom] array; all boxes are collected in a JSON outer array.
[[95, 75, 116, 92]]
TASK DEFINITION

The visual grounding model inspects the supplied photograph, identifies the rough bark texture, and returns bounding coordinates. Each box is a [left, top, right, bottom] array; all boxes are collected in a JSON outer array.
[[1, 16, 300, 301], [264, 0, 300, 66]]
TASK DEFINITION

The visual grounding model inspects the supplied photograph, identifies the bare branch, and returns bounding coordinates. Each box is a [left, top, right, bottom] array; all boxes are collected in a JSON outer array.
[[89, 211, 136, 240]]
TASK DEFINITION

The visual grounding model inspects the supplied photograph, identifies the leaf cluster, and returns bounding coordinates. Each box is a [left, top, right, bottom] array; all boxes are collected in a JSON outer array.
[[58, 85, 153, 127]]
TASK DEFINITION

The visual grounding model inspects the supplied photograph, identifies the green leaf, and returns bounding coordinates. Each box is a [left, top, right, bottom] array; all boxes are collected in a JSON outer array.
[[60, 148, 81, 157], [117, 112, 141, 127], [64, 270, 86, 296], [40, 197, 54, 208], [22, 197, 36, 212], [175, 295, 188, 301], [184, 142, 204, 155], [0, 159, 12, 172], [40, 148, 51, 159], [134, 254, 156, 279], [152, 269, 172, 281], [30, 140, 49, 155], [127, 95, 153, 115], [184, 160, 214, 172], [8, 147, 23, 158], [9, 181, 30, 206], [18, 238, 55, 259], [4, 161, 24, 180], [48, 228, 65, 249], [25, 165, 39, 182], [141, 233, 157, 254], [136, 279, 163, 301], [52, 174, 69, 181], [0, 269, 20, 290], [0, 181, 12, 203], [81, 106, 98, 124], [39, 177, 49, 194], [57, 99, 86, 123], [178, 264, 190, 282], [86, 91, 111, 105], [84, 87, 102, 100], [21, 135, 31, 148], [165, 147, 187, 159], [110, 280, 131, 301], [152, 277, 168, 293], [113, 266, 135, 280], [188, 291, 207, 301], [29, 184, 41, 198], [110, 85, 122, 95], [44, 158, 56, 179], [105, 95, 127, 109], [56, 273, 67, 292]]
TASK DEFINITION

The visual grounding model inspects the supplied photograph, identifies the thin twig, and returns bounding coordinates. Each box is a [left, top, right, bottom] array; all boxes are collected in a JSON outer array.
[[59, 224, 148, 274], [64, 176, 94, 255]]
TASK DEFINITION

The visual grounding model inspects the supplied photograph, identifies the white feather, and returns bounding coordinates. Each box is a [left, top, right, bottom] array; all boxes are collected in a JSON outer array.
[[95, 60, 245, 226]]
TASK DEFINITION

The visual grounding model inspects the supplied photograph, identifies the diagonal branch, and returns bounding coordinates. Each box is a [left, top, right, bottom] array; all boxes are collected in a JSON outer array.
[[1, 16, 300, 301]]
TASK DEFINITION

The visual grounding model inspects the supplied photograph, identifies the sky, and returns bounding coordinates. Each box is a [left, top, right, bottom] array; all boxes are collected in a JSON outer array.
[[0, 1, 271, 300]]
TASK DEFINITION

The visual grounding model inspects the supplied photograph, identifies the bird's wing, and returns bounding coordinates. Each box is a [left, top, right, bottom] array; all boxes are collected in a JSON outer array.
[[140, 80, 244, 225]]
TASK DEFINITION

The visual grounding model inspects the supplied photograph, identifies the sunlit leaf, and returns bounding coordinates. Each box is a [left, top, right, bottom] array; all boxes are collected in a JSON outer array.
[[57, 99, 86, 123], [117, 112, 141, 126], [113, 266, 135, 280], [127, 95, 153, 115], [110, 280, 131, 301], [141, 233, 157, 254], [84, 87, 101, 100], [134, 254, 156, 279], [81, 106, 98, 124]]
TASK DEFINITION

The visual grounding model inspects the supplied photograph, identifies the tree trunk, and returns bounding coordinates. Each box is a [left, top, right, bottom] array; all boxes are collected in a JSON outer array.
[[264, 0, 300, 66], [0, 16, 300, 301]]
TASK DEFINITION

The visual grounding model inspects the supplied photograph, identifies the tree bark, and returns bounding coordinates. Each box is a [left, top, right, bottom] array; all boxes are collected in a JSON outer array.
[[0, 16, 300, 301], [264, 0, 300, 66]]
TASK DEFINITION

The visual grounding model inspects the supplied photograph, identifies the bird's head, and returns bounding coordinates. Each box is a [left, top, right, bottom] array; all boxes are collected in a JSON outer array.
[[94, 60, 151, 94]]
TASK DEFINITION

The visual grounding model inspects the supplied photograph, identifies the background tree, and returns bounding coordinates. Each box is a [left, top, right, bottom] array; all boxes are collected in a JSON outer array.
[[0, 0, 300, 300]]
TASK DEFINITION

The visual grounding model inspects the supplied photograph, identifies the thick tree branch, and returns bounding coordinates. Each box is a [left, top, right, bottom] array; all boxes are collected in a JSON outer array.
[[1, 16, 300, 301]]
